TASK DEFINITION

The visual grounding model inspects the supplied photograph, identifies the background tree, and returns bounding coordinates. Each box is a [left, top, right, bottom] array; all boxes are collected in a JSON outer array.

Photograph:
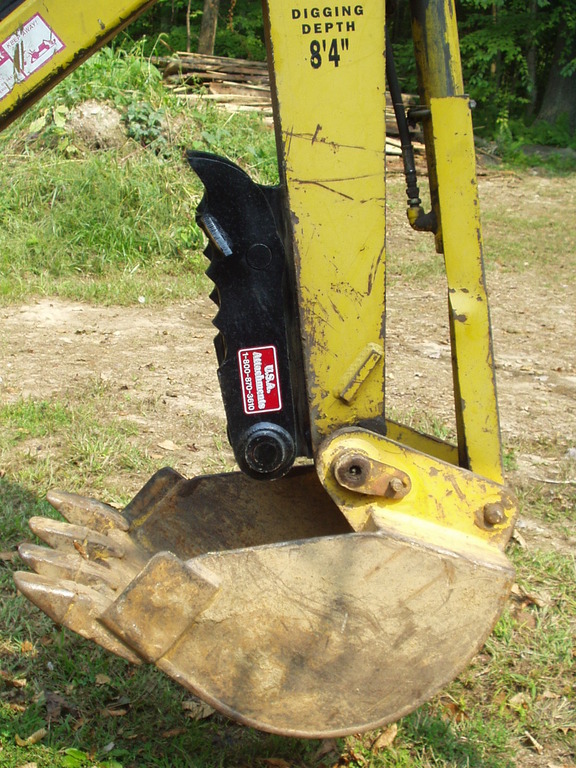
[[126, 0, 575, 144], [197, 0, 220, 54], [455, 0, 576, 140], [127, 0, 265, 59], [535, 1, 576, 132]]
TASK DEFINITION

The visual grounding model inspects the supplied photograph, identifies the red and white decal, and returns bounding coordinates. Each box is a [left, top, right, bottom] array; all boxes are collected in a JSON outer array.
[[238, 346, 282, 415], [0, 14, 65, 101]]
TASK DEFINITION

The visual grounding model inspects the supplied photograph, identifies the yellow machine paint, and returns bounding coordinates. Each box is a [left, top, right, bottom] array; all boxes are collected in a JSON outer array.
[[264, 0, 388, 447], [431, 95, 503, 483], [408, 0, 503, 483]]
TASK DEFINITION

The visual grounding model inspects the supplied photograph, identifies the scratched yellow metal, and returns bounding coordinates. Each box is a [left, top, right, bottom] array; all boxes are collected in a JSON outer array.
[[431, 96, 503, 484], [317, 428, 516, 548], [263, 0, 387, 447], [384, 418, 459, 466], [409, 0, 465, 255], [410, 0, 464, 100], [399, 2, 504, 484], [0, 0, 156, 130]]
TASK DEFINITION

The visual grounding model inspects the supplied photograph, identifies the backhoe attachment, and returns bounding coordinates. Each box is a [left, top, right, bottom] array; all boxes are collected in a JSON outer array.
[[6, 0, 517, 738], [17, 460, 514, 737]]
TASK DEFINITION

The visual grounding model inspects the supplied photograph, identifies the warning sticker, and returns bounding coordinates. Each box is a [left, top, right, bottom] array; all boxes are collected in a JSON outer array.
[[238, 346, 282, 415], [0, 14, 65, 101]]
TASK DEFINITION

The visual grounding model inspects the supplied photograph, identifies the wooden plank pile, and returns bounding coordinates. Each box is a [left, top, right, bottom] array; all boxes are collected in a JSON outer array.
[[152, 53, 272, 117], [152, 52, 424, 154]]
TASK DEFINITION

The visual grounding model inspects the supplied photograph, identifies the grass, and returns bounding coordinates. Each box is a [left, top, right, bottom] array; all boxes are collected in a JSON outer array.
[[0, 44, 277, 306], [0, 595, 319, 767], [1, 44, 576, 768], [0, 389, 157, 503]]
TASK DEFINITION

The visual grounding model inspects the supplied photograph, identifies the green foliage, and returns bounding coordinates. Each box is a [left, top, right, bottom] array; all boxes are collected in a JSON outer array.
[[489, 115, 576, 171], [150, 26, 191, 55], [457, 3, 528, 132], [216, 2, 267, 60], [518, 113, 576, 149], [455, 0, 576, 140], [122, 0, 266, 60], [387, 0, 576, 143], [124, 101, 168, 154], [61, 748, 122, 768], [50, 43, 165, 109]]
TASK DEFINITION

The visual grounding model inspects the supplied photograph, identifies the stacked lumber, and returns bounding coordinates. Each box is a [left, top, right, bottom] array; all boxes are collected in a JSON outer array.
[[152, 52, 272, 116], [152, 52, 424, 153]]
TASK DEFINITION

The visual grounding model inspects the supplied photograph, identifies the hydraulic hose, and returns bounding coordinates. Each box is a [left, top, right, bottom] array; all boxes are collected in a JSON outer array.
[[385, 27, 436, 232]]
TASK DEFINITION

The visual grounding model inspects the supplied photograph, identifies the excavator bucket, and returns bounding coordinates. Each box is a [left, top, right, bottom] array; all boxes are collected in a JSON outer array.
[[4, 0, 517, 738], [17, 460, 514, 738]]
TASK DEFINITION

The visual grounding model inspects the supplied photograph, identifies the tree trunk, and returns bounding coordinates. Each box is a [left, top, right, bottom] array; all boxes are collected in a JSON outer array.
[[537, 29, 576, 133], [525, 0, 538, 118], [491, 3, 502, 88], [198, 0, 220, 55], [186, 0, 192, 53]]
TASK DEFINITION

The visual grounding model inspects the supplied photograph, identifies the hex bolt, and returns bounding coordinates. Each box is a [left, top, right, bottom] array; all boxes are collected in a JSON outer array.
[[387, 477, 406, 497], [483, 503, 505, 526]]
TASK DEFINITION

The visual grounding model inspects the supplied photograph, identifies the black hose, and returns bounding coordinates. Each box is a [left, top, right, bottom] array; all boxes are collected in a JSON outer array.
[[385, 27, 421, 208], [385, 29, 437, 232]]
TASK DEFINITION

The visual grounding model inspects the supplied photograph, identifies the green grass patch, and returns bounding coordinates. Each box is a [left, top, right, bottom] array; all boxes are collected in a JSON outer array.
[[0, 46, 277, 306], [1, 400, 72, 443], [0, 392, 157, 503], [0, 150, 205, 304]]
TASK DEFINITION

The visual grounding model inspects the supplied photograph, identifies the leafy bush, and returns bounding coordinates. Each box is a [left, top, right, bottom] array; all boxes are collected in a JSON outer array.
[[518, 114, 576, 149], [124, 101, 168, 154]]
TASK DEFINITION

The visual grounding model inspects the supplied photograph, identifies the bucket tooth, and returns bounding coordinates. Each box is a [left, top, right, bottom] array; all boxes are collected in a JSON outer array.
[[46, 490, 129, 532], [18, 543, 132, 591], [13, 571, 142, 664], [29, 516, 125, 560]]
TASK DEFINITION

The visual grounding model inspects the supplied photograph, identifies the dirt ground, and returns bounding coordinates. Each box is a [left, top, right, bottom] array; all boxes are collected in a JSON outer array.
[[1, 171, 575, 550], [0, 169, 575, 768]]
